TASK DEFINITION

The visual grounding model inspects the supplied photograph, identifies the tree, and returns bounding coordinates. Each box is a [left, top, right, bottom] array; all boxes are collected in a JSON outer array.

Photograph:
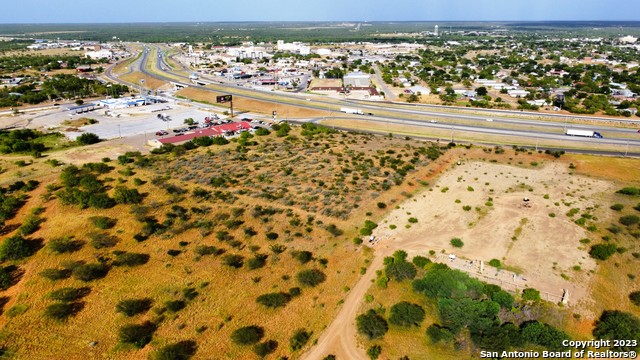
[[116, 298, 153, 317], [522, 288, 541, 301], [256, 292, 290, 308], [476, 86, 488, 96], [0, 235, 33, 261], [153, 340, 197, 360], [77, 133, 101, 145], [48, 287, 90, 302], [48, 236, 83, 254], [183, 118, 195, 125], [630, 291, 640, 306], [296, 269, 326, 287], [492, 290, 515, 309], [0, 267, 12, 290], [253, 340, 278, 357], [520, 321, 571, 351], [427, 324, 455, 343], [593, 311, 640, 351], [389, 301, 425, 327], [45, 302, 83, 321], [231, 325, 264, 345], [113, 186, 143, 204], [367, 345, 382, 360], [290, 329, 311, 351], [589, 243, 618, 260], [356, 310, 389, 340], [72, 263, 109, 282], [118, 321, 156, 348]]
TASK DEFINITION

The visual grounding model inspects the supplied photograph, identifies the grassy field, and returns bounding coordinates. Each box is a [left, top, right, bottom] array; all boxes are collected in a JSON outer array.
[[0, 126, 447, 359], [120, 72, 169, 91]]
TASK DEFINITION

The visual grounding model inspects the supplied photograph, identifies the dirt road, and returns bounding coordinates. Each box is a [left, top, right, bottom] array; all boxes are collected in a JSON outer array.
[[302, 247, 392, 360]]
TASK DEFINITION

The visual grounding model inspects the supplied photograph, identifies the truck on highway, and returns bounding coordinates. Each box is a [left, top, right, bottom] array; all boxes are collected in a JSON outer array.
[[341, 107, 364, 115], [565, 129, 603, 138]]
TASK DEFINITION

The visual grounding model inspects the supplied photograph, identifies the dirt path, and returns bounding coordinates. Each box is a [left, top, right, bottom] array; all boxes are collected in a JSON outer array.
[[302, 247, 392, 360]]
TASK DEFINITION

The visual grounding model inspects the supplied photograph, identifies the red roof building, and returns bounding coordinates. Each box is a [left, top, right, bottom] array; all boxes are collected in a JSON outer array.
[[156, 121, 252, 145]]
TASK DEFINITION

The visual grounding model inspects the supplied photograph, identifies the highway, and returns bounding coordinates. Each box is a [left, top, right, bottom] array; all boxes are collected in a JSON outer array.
[[104, 44, 640, 156]]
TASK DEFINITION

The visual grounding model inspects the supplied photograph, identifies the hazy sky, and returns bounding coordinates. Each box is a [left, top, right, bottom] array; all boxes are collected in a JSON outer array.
[[0, 0, 638, 23]]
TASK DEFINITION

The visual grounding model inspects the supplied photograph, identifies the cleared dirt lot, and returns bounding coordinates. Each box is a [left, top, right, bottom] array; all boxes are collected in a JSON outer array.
[[373, 160, 613, 306]]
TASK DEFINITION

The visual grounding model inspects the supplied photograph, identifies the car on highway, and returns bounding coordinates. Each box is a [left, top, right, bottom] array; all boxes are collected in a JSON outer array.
[[155, 130, 168, 136], [486, 118, 494, 122], [429, 120, 438, 123]]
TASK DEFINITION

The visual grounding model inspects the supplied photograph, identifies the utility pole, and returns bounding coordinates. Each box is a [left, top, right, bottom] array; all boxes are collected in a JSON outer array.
[[118, 124, 122, 138], [535, 137, 539, 152], [451, 126, 455, 143]]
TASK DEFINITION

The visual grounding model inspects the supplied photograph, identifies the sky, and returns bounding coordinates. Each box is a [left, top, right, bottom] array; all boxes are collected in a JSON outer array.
[[0, 0, 638, 23]]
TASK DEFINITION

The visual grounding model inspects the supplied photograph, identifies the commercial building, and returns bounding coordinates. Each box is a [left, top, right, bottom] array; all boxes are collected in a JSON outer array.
[[343, 72, 371, 87]]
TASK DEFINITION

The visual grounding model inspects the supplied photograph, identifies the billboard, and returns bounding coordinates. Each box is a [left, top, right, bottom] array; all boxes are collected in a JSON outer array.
[[216, 95, 232, 103]]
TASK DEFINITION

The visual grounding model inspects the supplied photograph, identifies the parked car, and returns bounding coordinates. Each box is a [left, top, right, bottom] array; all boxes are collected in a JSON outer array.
[[155, 130, 168, 136]]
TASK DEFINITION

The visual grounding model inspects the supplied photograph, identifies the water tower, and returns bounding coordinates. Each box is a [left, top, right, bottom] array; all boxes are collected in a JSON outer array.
[[434, 25, 439, 36]]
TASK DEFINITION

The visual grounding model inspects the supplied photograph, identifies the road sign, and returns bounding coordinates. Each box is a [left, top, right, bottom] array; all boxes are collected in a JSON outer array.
[[216, 95, 232, 103]]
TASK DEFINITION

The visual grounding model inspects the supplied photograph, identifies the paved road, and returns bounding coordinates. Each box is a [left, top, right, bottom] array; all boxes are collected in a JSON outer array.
[[371, 64, 397, 101]]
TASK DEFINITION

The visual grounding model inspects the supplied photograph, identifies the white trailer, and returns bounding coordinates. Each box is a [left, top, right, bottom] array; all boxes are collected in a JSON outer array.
[[340, 107, 364, 115], [565, 129, 603, 138]]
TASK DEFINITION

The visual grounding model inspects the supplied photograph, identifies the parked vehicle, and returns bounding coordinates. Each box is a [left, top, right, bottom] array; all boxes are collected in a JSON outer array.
[[155, 130, 168, 136]]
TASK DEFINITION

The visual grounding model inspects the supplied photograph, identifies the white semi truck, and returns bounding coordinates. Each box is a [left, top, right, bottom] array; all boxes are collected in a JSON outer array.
[[565, 129, 603, 138], [340, 107, 364, 115]]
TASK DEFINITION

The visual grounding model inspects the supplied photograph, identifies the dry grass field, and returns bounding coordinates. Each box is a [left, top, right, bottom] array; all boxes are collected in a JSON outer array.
[[0, 126, 448, 359], [176, 87, 330, 118], [120, 72, 170, 91]]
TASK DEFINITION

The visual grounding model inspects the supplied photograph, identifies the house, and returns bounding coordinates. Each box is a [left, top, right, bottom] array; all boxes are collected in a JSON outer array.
[[508, 89, 530, 98]]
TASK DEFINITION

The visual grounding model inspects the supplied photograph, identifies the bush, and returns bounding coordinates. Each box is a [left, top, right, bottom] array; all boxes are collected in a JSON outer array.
[[593, 311, 640, 351], [522, 288, 541, 301], [44, 302, 82, 321], [389, 302, 425, 327], [377, 202, 387, 209], [48, 236, 83, 254], [296, 269, 326, 287], [629, 291, 640, 306], [360, 220, 378, 236], [610, 204, 625, 211], [231, 325, 264, 345], [450, 238, 464, 248], [408, 217, 418, 223], [48, 287, 90, 302], [291, 250, 313, 264], [194, 245, 224, 256], [617, 187, 640, 196], [356, 309, 389, 340], [489, 259, 502, 268], [385, 259, 417, 282], [18, 214, 41, 235], [112, 252, 150, 267], [367, 345, 382, 360], [39, 268, 71, 281], [247, 254, 267, 270], [116, 298, 153, 317], [222, 254, 244, 268], [77, 133, 101, 145], [164, 300, 186, 312], [0, 235, 33, 261], [265, 232, 279, 240], [256, 292, 290, 308], [0, 267, 11, 290], [253, 340, 278, 357], [88, 232, 119, 249], [412, 256, 431, 268], [492, 290, 515, 309], [153, 340, 198, 360], [113, 186, 143, 204], [620, 215, 640, 227], [290, 328, 311, 351], [118, 321, 156, 348], [589, 243, 618, 260], [427, 324, 455, 343], [90, 216, 116, 229], [72, 263, 109, 282]]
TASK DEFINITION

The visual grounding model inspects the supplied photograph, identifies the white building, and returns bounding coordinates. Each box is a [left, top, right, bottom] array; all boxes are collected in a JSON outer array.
[[508, 89, 530, 98], [343, 72, 371, 87], [85, 49, 113, 60]]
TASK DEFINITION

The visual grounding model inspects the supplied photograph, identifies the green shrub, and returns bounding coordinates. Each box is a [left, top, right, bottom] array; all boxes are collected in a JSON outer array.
[[48, 236, 83, 254], [522, 288, 541, 301], [427, 324, 455, 343], [296, 269, 326, 287], [113, 186, 143, 204], [44, 302, 82, 321], [112, 252, 150, 267], [116, 298, 153, 317], [266, 232, 279, 240], [289, 328, 311, 351], [593, 311, 640, 351], [231, 325, 264, 345], [88, 232, 119, 249], [118, 321, 156, 348], [412, 256, 431, 268], [222, 254, 244, 268], [617, 187, 640, 196], [39, 268, 71, 281], [377, 202, 387, 209], [367, 345, 382, 360], [408, 217, 418, 223], [389, 301, 425, 327], [72, 263, 109, 282], [360, 220, 378, 236], [488, 259, 501, 268], [256, 292, 290, 308], [0, 235, 33, 261], [0, 267, 12, 290], [90, 216, 116, 229], [48, 287, 90, 302], [153, 340, 197, 360], [77, 133, 101, 145], [629, 291, 640, 306], [164, 300, 186, 312], [450, 238, 464, 248], [247, 254, 267, 270], [194, 245, 224, 256], [291, 250, 313, 264], [620, 215, 640, 227], [589, 243, 618, 260], [610, 204, 624, 211], [253, 340, 278, 357], [462, 205, 472, 211], [356, 309, 388, 340]]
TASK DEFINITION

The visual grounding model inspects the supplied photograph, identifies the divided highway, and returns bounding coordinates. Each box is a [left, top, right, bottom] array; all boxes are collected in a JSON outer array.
[[106, 44, 640, 157]]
